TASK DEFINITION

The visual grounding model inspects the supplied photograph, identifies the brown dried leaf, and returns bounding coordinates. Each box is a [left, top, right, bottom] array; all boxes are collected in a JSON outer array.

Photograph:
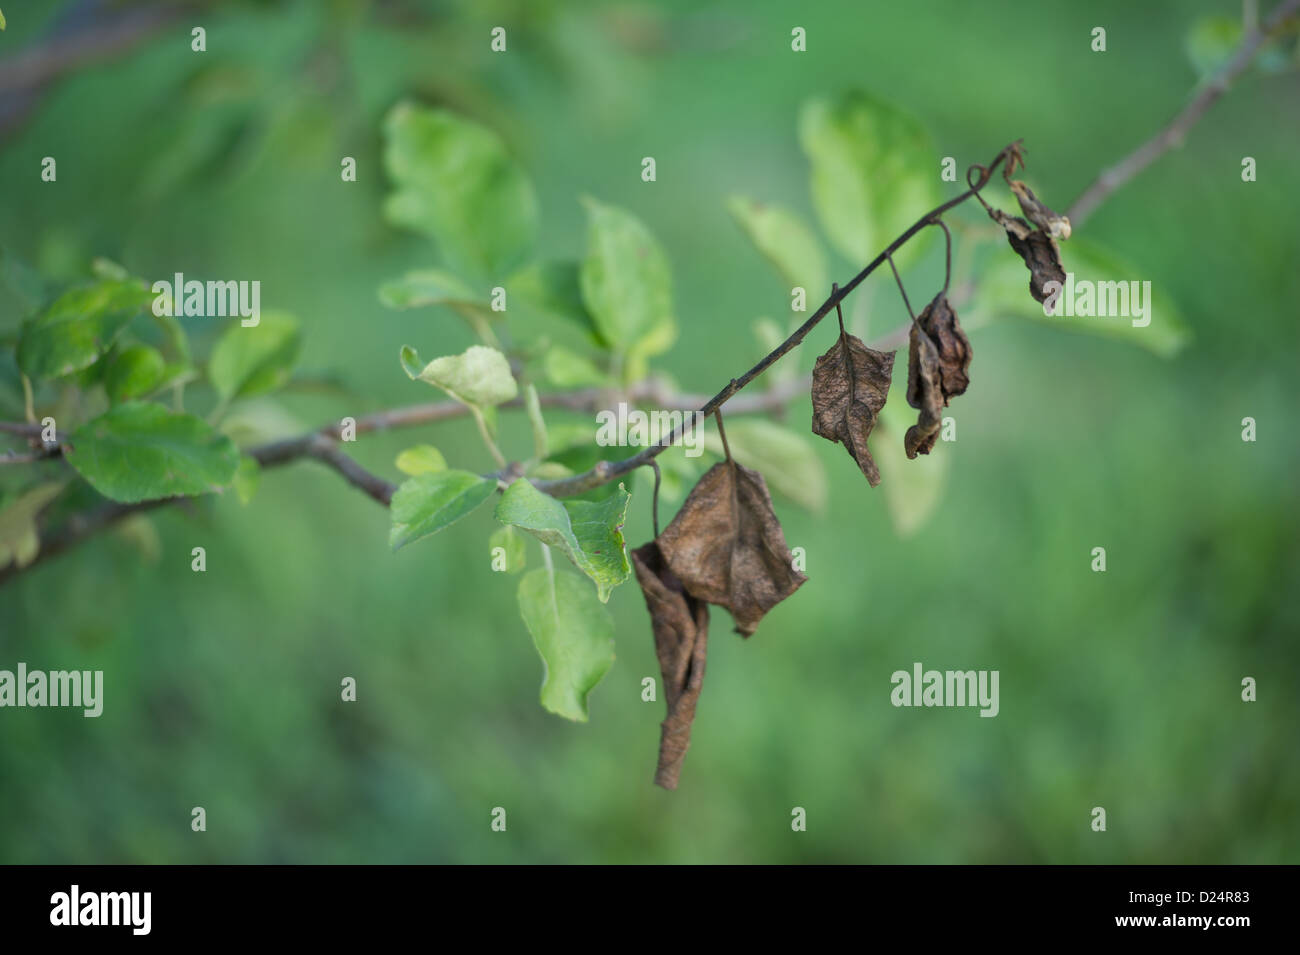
[[810, 332, 895, 486], [990, 207, 1067, 304], [914, 292, 971, 402], [904, 324, 943, 459], [1008, 179, 1071, 239], [658, 460, 807, 637], [631, 541, 709, 790]]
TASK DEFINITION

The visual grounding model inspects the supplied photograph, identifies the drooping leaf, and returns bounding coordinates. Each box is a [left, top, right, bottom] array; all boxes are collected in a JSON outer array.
[[657, 460, 807, 636], [702, 418, 827, 514], [389, 470, 495, 551], [16, 279, 151, 380], [907, 292, 971, 411], [399, 343, 518, 408], [494, 478, 631, 602], [727, 196, 828, 295], [579, 197, 676, 360], [208, 311, 301, 404], [394, 444, 447, 476], [382, 102, 538, 277], [810, 330, 894, 486], [490, 524, 526, 574], [378, 269, 482, 310], [989, 206, 1066, 305], [904, 326, 943, 459], [631, 540, 709, 790], [516, 565, 616, 722], [104, 344, 166, 403], [64, 403, 240, 503], [0, 482, 65, 570], [798, 91, 937, 269]]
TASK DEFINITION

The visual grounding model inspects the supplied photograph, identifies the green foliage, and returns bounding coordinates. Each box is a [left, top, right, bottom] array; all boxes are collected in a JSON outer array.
[[208, 312, 302, 404], [394, 444, 448, 476], [382, 102, 538, 279], [495, 478, 631, 602], [389, 470, 496, 551], [16, 279, 151, 380], [64, 402, 240, 503], [0, 482, 65, 570], [727, 196, 828, 295], [103, 344, 166, 404], [400, 344, 518, 408], [489, 524, 526, 574], [516, 565, 616, 722]]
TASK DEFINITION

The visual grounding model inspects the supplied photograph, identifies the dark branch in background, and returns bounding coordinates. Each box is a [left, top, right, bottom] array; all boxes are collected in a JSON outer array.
[[1067, 0, 1300, 227]]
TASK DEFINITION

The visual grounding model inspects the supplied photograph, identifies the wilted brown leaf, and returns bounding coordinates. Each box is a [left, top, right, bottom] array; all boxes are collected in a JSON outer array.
[[905, 325, 943, 458], [810, 332, 894, 486], [990, 206, 1067, 304], [657, 460, 807, 637], [1008, 179, 1071, 240], [915, 293, 970, 401], [631, 541, 709, 790]]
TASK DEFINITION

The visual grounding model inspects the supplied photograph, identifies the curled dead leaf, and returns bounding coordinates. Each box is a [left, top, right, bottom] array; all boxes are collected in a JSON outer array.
[[631, 541, 709, 790], [810, 331, 895, 486], [657, 460, 806, 637], [990, 207, 1067, 304], [904, 325, 943, 458], [1008, 179, 1071, 240]]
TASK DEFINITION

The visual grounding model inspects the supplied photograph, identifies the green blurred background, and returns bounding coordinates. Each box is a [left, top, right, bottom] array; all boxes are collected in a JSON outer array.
[[1, 0, 1297, 863]]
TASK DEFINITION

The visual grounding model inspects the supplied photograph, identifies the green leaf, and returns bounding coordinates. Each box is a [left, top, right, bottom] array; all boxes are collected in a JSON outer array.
[[727, 196, 829, 295], [524, 383, 548, 458], [64, 402, 240, 503], [703, 418, 827, 514], [0, 482, 65, 570], [0, 10, 6, 31], [389, 470, 495, 551], [495, 478, 631, 602], [208, 311, 301, 404], [399, 343, 518, 407], [378, 269, 484, 310], [16, 279, 151, 380], [1185, 16, 1243, 79], [382, 102, 538, 278], [543, 346, 613, 388], [979, 237, 1190, 357], [799, 91, 937, 269], [233, 455, 261, 505], [395, 444, 448, 476], [490, 524, 526, 574], [104, 344, 166, 403], [875, 394, 948, 538], [508, 261, 605, 344], [516, 565, 616, 721], [579, 196, 676, 361]]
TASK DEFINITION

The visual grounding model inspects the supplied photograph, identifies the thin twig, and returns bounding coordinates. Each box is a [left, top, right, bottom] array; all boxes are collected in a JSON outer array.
[[1067, 0, 1300, 226]]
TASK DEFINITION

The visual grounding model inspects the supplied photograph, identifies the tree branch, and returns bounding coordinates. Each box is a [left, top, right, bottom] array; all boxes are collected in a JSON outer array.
[[1067, 0, 1300, 227]]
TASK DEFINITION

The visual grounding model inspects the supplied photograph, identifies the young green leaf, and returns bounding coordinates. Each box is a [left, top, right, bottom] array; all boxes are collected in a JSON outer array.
[[64, 403, 240, 503], [16, 279, 151, 380], [495, 478, 631, 602], [727, 196, 829, 296], [524, 383, 548, 458], [208, 311, 301, 404], [489, 524, 526, 574], [0, 482, 66, 571], [579, 197, 676, 361], [876, 393, 948, 537], [389, 470, 496, 551], [508, 261, 605, 345], [799, 91, 937, 270], [233, 456, 261, 506], [516, 565, 616, 722], [399, 344, 518, 407], [382, 102, 538, 278], [104, 344, 167, 404], [394, 444, 448, 476], [543, 346, 614, 388], [378, 269, 482, 310]]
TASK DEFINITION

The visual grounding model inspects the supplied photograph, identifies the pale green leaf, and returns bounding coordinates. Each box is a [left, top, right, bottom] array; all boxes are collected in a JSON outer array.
[[104, 344, 166, 403], [799, 91, 938, 269], [17, 279, 151, 380], [516, 565, 615, 721], [509, 261, 604, 344], [727, 196, 829, 295], [490, 524, 526, 574], [233, 455, 261, 505], [64, 403, 240, 503], [978, 237, 1190, 357], [395, 444, 447, 476], [524, 382, 548, 458], [382, 102, 538, 277], [389, 469, 495, 550], [875, 394, 948, 538], [0, 482, 65, 570], [208, 311, 301, 403], [495, 478, 631, 602], [544, 346, 613, 388], [1186, 16, 1243, 79], [579, 197, 676, 359], [399, 344, 518, 407], [703, 418, 827, 514], [378, 269, 482, 310]]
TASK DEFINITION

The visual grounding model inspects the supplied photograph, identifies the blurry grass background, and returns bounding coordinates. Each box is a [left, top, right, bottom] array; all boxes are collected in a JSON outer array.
[[0, 0, 1297, 862]]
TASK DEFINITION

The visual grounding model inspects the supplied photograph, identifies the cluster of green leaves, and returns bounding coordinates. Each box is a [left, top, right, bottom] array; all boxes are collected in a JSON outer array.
[[0, 258, 304, 570]]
